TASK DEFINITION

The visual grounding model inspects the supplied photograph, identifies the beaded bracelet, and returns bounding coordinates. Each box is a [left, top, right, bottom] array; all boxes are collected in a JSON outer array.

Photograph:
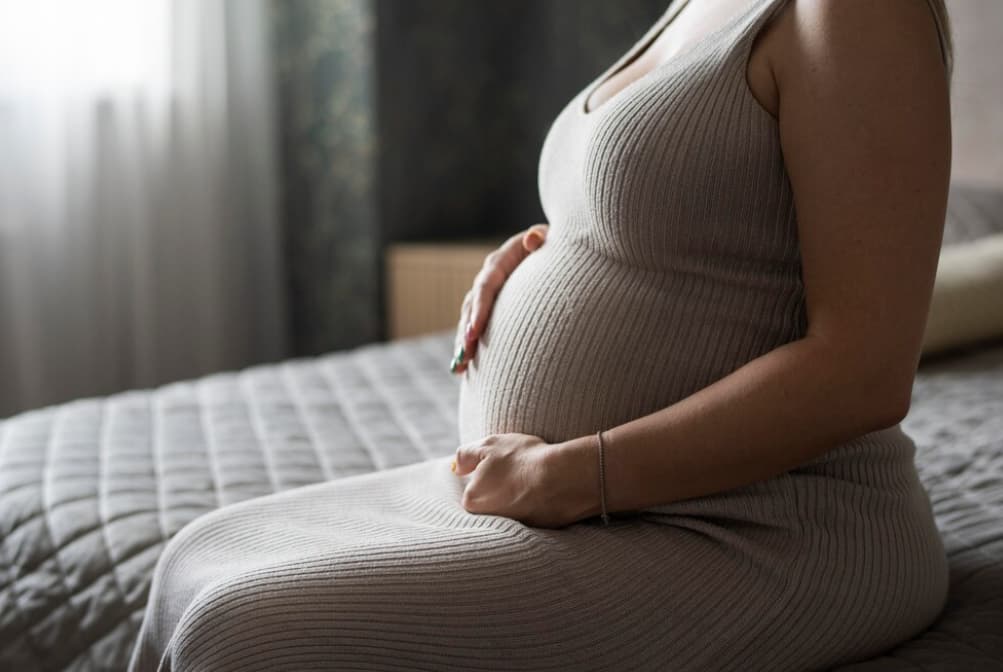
[[596, 429, 611, 526]]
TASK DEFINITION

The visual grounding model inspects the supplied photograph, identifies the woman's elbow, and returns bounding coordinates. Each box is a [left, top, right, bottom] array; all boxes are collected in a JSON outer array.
[[808, 333, 915, 433], [853, 365, 914, 433], [868, 384, 912, 430]]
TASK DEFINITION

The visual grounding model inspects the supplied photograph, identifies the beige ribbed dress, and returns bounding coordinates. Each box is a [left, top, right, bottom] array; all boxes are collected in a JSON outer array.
[[129, 1, 951, 669]]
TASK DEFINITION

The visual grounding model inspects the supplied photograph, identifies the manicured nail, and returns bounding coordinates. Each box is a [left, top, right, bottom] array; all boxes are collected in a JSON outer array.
[[450, 459, 457, 473], [449, 345, 465, 372]]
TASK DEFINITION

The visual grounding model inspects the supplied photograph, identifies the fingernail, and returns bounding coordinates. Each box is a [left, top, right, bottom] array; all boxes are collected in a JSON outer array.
[[449, 345, 465, 372], [527, 230, 545, 247], [450, 459, 457, 473], [465, 321, 475, 340]]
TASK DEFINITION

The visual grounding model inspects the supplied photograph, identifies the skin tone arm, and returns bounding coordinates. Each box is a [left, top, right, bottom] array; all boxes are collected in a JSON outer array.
[[454, 0, 951, 528]]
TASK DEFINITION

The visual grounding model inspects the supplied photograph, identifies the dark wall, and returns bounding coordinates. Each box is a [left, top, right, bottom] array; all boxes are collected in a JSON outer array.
[[376, 0, 666, 244], [272, 0, 666, 356]]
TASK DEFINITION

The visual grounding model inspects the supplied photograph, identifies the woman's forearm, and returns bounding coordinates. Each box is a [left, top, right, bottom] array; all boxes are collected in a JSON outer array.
[[554, 334, 913, 520]]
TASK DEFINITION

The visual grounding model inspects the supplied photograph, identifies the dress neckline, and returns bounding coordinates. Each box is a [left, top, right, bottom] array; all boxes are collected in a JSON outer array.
[[578, 0, 764, 118]]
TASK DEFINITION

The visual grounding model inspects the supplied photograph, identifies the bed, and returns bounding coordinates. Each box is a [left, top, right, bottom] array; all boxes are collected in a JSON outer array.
[[1, 325, 1001, 671]]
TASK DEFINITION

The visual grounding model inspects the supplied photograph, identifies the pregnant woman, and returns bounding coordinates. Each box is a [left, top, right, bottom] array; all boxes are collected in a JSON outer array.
[[129, 0, 953, 670]]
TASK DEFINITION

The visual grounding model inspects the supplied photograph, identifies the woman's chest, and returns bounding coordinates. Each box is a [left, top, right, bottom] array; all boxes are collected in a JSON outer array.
[[587, 0, 782, 119], [538, 64, 791, 273]]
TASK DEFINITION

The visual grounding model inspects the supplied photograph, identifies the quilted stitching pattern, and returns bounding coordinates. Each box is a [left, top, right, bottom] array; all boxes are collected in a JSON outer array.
[[1, 332, 1001, 671]]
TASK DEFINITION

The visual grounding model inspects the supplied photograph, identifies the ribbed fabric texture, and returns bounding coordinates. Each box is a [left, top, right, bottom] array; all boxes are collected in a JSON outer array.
[[128, 1, 951, 670]]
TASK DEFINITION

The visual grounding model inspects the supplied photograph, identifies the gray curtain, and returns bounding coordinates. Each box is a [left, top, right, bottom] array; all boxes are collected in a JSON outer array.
[[0, 0, 287, 418]]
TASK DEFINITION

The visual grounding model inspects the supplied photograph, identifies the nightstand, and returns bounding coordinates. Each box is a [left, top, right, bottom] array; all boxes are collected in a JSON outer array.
[[385, 239, 506, 340]]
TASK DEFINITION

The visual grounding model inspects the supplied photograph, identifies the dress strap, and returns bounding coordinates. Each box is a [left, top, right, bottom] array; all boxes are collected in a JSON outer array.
[[730, 0, 791, 52], [922, 0, 951, 73]]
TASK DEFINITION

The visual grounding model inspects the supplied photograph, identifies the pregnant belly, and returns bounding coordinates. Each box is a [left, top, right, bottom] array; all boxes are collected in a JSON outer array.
[[456, 238, 796, 445]]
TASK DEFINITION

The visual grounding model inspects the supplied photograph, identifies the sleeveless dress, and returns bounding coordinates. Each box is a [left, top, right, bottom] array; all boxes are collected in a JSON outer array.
[[128, 1, 951, 670]]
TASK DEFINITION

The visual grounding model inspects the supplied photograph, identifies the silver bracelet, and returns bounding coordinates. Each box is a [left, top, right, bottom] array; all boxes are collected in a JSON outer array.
[[596, 429, 611, 526]]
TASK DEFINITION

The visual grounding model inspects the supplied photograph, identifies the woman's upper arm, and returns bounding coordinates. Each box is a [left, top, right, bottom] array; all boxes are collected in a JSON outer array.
[[772, 0, 951, 414]]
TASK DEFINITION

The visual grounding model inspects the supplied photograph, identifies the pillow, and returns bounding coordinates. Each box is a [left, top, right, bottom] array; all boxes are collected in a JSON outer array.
[[921, 184, 1003, 357]]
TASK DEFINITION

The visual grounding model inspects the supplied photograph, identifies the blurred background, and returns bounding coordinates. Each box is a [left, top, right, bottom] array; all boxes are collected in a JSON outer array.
[[0, 0, 1000, 418]]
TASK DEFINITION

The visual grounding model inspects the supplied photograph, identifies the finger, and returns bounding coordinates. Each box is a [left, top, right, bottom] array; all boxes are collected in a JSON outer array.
[[453, 441, 487, 476], [522, 223, 549, 252], [456, 277, 488, 368], [456, 336, 476, 373], [462, 266, 503, 360], [467, 261, 502, 336], [450, 291, 474, 373], [455, 291, 473, 347], [466, 232, 534, 338], [466, 280, 495, 346], [459, 227, 547, 372], [460, 480, 485, 514]]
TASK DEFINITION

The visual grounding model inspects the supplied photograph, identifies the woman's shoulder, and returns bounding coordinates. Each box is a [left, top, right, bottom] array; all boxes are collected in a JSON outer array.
[[748, 0, 948, 119], [764, 0, 948, 87]]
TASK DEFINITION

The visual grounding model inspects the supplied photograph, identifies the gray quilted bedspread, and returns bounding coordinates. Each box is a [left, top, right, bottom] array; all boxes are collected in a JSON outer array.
[[1, 330, 1001, 671]]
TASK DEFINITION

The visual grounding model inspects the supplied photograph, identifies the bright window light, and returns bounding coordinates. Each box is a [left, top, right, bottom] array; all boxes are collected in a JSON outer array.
[[0, 0, 169, 98]]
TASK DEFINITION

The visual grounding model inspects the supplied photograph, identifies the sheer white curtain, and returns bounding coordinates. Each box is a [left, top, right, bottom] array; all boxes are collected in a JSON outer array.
[[0, 0, 287, 417]]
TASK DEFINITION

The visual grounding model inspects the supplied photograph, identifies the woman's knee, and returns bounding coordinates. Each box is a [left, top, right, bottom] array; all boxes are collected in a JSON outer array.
[[165, 570, 287, 670], [148, 506, 247, 612]]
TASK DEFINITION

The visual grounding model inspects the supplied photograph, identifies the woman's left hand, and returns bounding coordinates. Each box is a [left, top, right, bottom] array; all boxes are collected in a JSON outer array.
[[452, 432, 598, 529]]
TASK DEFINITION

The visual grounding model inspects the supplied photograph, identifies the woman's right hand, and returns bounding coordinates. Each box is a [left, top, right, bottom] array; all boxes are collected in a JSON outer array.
[[450, 223, 549, 374]]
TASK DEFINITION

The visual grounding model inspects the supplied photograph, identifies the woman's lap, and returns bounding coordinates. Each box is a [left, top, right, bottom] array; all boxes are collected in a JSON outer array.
[[128, 454, 947, 671]]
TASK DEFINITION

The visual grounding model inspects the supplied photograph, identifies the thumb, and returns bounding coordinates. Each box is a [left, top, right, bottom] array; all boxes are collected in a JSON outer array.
[[452, 442, 485, 476], [522, 223, 548, 252]]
